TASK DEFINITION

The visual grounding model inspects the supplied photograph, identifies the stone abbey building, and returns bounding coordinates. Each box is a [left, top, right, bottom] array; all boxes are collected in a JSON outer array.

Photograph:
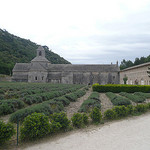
[[12, 46, 120, 84], [120, 62, 150, 85]]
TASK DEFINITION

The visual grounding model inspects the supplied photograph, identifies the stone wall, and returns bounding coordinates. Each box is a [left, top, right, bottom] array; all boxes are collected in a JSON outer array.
[[11, 71, 28, 82], [47, 71, 119, 85], [120, 63, 150, 85], [28, 71, 48, 83], [0, 76, 11, 82]]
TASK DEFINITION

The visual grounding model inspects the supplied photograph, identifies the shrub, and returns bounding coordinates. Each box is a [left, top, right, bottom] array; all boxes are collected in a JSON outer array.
[[88, 92, 100, 100], [79, 92, 101, 112], [0, 121, 15, 144], [20, 112, 51, 140], [79, 99, 101, 112], [0, 95, 4, 100], [22, 85, 83, 105], [126, 105, 135, 115], [54, 96, 70, 106], [65, 93, 78, 102], [74, 90, 86, 98], [135, 104, 148, 113], [113, 106, 128, 118], [146, 103, 150, 109], [10, 103, 53, 123], [134, 92, 150, 99], [49, 121, 62, 133], [9, 99, 64, 123], [51, 112, 70, 130], [65, 90, 86, 102], [104, 109, 117, 120], [0, 103, 13, 116], [0, 99, 25, 116], [90, 107, 102, 123], [23, 95, 42, 105], [82, 113, 89, 125], [71, 113, 84, 128], [119, 92, 145, 103], [106, 92, 131, 106]]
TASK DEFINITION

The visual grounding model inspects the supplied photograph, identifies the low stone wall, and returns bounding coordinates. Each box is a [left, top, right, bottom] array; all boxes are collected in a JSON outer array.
[[0, 76, 11, 82]]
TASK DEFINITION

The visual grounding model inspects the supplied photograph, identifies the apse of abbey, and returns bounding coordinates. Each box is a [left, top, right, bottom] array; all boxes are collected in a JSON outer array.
[[12, 46, 120, 84]]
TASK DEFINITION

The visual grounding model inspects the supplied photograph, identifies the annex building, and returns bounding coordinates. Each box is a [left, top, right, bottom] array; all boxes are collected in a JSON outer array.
[[120, 62, 150, 85], [12, 46, 120, 85]]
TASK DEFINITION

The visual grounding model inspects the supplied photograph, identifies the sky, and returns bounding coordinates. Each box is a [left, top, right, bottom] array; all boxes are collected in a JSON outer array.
[[0, 0, 150, 64]]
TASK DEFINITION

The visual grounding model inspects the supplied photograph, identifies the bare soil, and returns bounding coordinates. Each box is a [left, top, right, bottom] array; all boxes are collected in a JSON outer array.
[[100, 93, 113, 114], [0, 114, 10, 123], [64, 88, 92, 119], [146, 99, 150, 103]]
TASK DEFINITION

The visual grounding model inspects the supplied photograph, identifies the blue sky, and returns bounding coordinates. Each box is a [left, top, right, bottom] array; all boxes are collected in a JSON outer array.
[[1, 0, 150, 64]]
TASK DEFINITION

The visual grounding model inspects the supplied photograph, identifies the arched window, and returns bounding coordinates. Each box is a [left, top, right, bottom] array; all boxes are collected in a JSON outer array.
[[39, 51, 42, 56], [141, 79, 144, 85], [35, 76, 38, 80]]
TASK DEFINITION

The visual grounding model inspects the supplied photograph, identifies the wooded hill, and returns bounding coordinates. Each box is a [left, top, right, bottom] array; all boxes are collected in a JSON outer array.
[[0, 29, 70, 75]]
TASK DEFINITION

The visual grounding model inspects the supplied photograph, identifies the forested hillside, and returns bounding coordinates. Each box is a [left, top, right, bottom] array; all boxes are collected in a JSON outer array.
[[0, 29, 70, 75], [120, 55, 150, 70]]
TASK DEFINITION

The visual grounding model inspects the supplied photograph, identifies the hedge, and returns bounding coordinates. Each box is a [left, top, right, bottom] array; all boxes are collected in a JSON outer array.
[[106, 92, 131, 106], [92, 84, 150, 93]]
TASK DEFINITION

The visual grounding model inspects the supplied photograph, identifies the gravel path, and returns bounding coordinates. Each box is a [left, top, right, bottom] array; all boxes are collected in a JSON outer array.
[[64, 88, 92, 119], [22, 113, 150, 150], [100, 93, 113, 114]]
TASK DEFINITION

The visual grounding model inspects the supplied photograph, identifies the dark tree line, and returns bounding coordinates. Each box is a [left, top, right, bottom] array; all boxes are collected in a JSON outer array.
[[0, 29, 70, 75], [120, 55, 150, 70]]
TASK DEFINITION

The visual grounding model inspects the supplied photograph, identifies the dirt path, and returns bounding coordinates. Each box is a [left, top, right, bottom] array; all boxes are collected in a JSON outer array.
[[146, 99, 150, 103], [100, 93, 113, 114], [64, 88, 92, 119], [0, 114, 10, 123]]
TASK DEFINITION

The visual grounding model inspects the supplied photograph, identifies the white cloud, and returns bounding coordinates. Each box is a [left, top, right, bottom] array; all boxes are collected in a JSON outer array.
[[0, 0, 150, 64]]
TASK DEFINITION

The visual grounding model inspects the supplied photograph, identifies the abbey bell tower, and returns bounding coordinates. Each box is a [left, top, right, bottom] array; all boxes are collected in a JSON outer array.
[[31, 46, 50, 63], [37, 45, 46, 57], [28, 46, 50, 83]]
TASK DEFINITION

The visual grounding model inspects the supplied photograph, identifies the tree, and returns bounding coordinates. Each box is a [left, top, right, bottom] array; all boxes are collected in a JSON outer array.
[[123, 75, 128, 84]]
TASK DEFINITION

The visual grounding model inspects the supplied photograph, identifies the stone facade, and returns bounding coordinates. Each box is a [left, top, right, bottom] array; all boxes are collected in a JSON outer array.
[[12, 46, 120, 85], [120, 62, 150, 85]]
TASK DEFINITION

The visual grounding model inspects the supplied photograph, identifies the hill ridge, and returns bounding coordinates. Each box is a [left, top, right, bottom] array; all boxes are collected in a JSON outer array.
[[0, 29, 70, 75]]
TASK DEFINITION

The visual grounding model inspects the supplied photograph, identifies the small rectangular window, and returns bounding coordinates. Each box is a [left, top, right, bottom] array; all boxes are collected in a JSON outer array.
[[35, 76, 37, 80]]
